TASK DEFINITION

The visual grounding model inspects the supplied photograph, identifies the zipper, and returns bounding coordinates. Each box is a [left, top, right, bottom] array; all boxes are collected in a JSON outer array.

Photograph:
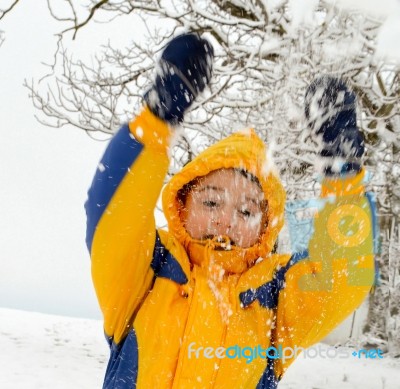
[[210, 321, 227, 386], [171, 266, 199, 388], [173, 267, 239, 388], [209, 273, 238, 387]]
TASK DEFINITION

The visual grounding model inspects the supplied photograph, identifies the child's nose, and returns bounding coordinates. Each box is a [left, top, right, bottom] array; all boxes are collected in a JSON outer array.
[[213, 212, 232, 232]]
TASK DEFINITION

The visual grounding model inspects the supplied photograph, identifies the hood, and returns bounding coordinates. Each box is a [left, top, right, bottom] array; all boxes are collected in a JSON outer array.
[[162, 129, 286, 274]]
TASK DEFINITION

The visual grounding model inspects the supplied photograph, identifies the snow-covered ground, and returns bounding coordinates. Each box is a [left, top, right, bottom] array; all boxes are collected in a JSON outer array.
[[0, 308, 108, 389], [1, 308, 399, 389]]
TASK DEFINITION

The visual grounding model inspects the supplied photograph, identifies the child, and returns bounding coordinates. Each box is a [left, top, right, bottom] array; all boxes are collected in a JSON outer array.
[[85, 33, 376, 389]]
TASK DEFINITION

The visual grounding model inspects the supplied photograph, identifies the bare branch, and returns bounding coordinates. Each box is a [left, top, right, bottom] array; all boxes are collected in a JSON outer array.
[[61, 0, 109, 39], [0, 0, 20, 21]]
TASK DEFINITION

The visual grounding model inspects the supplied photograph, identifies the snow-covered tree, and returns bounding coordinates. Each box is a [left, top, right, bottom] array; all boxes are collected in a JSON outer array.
[[18, 0, 400, 354]]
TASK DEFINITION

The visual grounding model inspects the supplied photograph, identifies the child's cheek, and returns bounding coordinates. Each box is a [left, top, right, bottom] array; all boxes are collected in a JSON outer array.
[[231, 213, 238, 226], [196, 213, 210, 237]]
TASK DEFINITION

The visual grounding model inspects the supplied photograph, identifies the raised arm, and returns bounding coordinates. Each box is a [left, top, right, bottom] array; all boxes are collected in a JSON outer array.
[[85, 33, 213, 344], [273, 77, 377, 378]]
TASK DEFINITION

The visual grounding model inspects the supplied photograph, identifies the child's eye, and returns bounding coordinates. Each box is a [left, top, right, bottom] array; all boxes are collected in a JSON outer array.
[[238, 209, 252, 218], [203, 200, 219, 208]]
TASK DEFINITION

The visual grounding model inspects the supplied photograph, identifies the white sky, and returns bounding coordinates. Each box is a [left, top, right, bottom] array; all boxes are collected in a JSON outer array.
[[0, 0, 399, 320], [0, 1, 106, 319]]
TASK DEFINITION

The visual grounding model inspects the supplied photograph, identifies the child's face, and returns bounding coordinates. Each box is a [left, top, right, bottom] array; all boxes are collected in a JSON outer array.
[[181, 169, 266, 248]]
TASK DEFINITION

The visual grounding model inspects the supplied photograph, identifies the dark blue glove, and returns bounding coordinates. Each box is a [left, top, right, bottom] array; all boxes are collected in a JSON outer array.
[[305, 76, 364, 175], [144, 33, 214, 125]]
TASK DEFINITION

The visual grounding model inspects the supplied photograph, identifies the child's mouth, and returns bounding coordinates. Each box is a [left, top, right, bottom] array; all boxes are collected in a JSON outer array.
[[201, 235, 235, 249]]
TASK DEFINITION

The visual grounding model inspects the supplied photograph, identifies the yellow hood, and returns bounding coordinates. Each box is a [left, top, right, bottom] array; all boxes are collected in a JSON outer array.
[[162, 129, 286, 274]]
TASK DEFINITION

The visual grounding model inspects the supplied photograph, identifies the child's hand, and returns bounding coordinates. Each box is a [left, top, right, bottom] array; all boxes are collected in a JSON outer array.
[[144, 32, 214, 125], [304, 76, 364, 175]]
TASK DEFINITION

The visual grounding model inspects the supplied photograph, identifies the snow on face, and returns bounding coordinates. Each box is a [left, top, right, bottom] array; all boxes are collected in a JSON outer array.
[[180, 169, 266, 248]]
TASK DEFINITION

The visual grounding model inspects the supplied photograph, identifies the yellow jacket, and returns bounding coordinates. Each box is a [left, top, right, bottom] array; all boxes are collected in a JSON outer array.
[[85, 107, 376, 389]]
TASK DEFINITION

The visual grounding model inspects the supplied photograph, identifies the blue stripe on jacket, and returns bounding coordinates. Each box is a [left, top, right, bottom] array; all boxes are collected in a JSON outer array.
[[239, 251, 309, 309], [256, 356, 279, 389], [151, 232, 188, 284], [85, 124, 144, 253], [240, 251, 309, 387], [103, 330, 139, 389], [102, 232, 187, 388]]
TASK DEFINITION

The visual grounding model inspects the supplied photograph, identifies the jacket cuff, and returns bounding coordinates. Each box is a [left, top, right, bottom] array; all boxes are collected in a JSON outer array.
[[320, 168, 365, 197], [129, 105, 173, 153]]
